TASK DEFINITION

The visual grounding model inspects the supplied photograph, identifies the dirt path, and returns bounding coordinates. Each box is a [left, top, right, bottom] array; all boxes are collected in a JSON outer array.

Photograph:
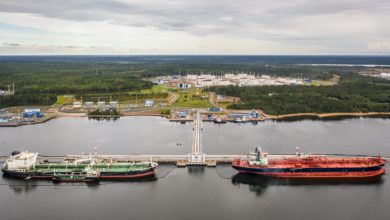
[[167, 92, 179, 105]]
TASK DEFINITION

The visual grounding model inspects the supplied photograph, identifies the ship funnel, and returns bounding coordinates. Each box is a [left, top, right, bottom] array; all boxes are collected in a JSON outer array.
[[94, 146, 98, 158], [296, 146, 301, 157]]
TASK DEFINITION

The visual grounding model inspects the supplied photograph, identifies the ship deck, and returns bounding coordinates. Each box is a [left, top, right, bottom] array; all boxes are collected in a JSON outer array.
[[32, 162, 155, 173], [237, 157, 385, 169]]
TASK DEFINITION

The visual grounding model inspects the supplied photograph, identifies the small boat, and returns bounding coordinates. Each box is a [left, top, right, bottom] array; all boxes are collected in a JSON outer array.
[[234, 117, 249, 123], [52, 168, 100, 182], [213, 117, 226, 124]]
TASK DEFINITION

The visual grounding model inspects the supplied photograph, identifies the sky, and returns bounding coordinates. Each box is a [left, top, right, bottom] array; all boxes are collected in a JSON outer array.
[[0, 0, 389, 55]]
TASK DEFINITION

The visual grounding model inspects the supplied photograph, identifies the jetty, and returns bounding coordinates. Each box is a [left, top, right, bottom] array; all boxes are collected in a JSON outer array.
[[18, 154, 385, 167], [1, 110, 388, 166], [1, 153, 388, 165]]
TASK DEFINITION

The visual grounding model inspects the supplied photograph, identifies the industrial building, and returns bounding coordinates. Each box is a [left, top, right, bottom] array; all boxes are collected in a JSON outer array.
[[177, 83, 192, 89], [145, 100, 154, 107], [23, 108, 44, 118], [85, 102, 94, 108], [183, 73, 304, 87], [97, 101, 106, 109], [0, 83, 15, 96], [73, 101, 82, 108], [109, 101, 119, 109]]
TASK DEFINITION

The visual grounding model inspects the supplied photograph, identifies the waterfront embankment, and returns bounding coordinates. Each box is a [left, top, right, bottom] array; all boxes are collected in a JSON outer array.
[[265, 112, 390, 121], [2, 108, 390, 128]]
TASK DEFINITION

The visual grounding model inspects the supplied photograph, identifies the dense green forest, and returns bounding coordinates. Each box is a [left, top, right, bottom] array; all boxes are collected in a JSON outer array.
[[0, 62, 154, 108], [0, 61, 339, 108], [207, 73, 390, 114], [0, 62, 153, 93], [1, 60, 388, 112]]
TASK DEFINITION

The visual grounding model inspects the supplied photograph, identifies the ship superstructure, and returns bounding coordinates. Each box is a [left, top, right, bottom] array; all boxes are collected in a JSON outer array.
[[3, 151, 38, 171]]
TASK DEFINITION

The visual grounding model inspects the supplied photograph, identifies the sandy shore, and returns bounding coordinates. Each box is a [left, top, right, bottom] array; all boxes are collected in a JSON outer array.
[[56, 112, 88, 117], [265, 112, 390, 120]]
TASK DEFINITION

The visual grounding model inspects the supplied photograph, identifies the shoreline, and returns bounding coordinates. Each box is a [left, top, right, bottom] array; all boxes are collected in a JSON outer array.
[[2, 111, 390, 127], [0, 116, 56, 127], [265, 112, 390, 121]]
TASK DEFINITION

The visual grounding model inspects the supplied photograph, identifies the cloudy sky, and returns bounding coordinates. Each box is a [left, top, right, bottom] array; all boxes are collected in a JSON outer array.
[[0, 0, 389, 55]]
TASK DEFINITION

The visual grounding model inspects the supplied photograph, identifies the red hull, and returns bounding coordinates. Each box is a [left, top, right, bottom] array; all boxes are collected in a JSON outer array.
[[239, 168, 386, 180], [232, 155, 386, 180]]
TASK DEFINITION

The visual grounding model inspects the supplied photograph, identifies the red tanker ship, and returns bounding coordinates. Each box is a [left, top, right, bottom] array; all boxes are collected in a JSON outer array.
[[232, 147, 386, 180]]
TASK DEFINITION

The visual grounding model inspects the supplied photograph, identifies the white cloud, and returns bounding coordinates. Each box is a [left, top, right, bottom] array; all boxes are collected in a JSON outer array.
[[219, 17, 234, 23], [0, 0, 389, 55]]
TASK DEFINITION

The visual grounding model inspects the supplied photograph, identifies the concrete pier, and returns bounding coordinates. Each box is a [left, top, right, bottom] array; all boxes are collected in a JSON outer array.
[[63, 154, 238, 166]]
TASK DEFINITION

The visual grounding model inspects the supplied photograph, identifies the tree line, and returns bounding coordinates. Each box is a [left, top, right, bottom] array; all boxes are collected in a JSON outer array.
[[207, 73, 390, 114], [0, 62, 154, 108]]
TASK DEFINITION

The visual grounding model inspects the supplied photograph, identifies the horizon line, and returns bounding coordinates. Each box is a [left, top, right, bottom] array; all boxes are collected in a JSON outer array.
[[1, 54, 390, 56]]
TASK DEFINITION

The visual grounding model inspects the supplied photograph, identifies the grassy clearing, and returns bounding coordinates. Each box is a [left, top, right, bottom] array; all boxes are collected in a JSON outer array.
[[56, 85, 171, 105], [55, 95, 75, 106], [174, 87, 212, 108], [74, 93, 169, 104], [129, 84, 168, 95], [216, 101, 232, 109]]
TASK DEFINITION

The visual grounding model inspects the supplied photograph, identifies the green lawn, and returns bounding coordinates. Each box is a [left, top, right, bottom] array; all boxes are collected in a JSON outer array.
[[174, 87, 212, 108], [54, 95, 75, 106], [54, 85, 171, 106], [129, 84, 168, 95]]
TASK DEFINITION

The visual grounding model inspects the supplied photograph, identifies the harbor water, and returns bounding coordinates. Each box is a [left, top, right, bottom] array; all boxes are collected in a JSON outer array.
[[1, 117, 389, 220]]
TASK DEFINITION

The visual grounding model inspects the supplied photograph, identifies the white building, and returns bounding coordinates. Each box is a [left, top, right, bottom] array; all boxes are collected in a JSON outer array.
[[245, 75, 256, 80], [237, 73, 248, 78], [177, 83, 191, 89], [24, 108, 40, 113], [109, 101, 119, 109], [186, 75, 198, 80], [224, 74, 235, 78], [198, 74, 215, 80], [145, 100, 154, 107], [200, 80, 213, 87], [85, 102, 94, 108], [380, 73, 390, 79], [181, 73, 305, 88], [261, 75, 271, 79], [97, 101, 106, 109], [73, 101, 82, 108], [213, 79, 231, 86]]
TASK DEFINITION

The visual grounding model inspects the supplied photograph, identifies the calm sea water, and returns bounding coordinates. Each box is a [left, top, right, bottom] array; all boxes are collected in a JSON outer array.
[[1, 117, 389, 220], [1, 117, 390, 156], [1, 55, 390, 65]]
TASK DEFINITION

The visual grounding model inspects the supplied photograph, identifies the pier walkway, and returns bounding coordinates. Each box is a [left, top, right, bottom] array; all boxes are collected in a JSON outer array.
[[6, 154, 383, 166]]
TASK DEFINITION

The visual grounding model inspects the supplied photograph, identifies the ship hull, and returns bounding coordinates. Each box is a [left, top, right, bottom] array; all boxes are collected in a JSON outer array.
[[2, 167, 156, 180], [232, 162, 386, 180], [2, 169, 53, 179], [52, 177, 99, 183], [99, 168, 156, 179], [233, 165, 385, 180]]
